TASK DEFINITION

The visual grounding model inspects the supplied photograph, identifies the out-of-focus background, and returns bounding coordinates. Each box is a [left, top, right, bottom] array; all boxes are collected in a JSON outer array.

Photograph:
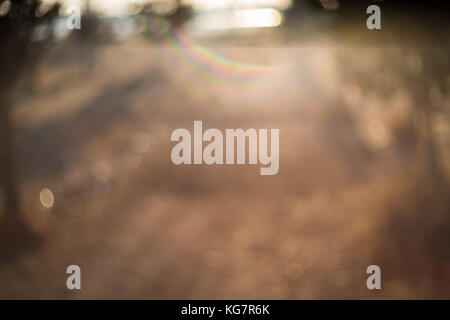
[[0, 0, 449, 299]]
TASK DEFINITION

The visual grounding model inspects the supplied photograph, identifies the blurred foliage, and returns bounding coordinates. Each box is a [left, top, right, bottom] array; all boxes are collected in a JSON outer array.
[[0, 0, 60, 90], [140, 0, 192, 28]]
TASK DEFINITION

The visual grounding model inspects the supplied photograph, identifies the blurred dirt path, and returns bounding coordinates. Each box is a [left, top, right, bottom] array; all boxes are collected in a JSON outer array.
[[1, 37, 449, 298]]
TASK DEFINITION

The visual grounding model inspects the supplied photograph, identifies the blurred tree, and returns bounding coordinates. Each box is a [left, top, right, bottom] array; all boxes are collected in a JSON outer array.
[[141, 0, 192, 28], [165, 0, 192, 28], [0, 0, 59, 237]]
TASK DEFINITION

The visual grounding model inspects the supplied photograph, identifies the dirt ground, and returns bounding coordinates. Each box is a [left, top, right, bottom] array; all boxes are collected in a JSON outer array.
[[0, 23, 449, 299]]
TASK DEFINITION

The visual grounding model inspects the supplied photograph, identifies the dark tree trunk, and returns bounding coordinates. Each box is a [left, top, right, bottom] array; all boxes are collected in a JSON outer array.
[[0, 94, 20, 214], [0, 94, 41, 263], [421, 100, 442, 187]]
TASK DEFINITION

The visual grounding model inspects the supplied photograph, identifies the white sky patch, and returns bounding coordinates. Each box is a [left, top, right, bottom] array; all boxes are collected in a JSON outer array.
[[42, 0, 292, 16], [187, 0, 292, 11]]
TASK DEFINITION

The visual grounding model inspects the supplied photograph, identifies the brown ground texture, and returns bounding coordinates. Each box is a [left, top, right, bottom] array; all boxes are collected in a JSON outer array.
[[0, 23, 449, 298]]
